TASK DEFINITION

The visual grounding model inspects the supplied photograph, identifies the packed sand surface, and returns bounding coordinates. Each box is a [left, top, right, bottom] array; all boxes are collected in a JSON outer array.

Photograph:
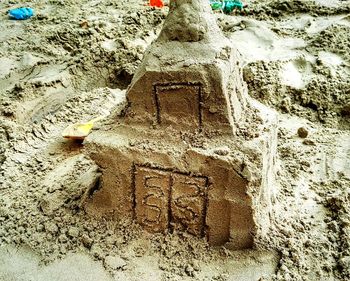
[[0, 0, 349, 280]]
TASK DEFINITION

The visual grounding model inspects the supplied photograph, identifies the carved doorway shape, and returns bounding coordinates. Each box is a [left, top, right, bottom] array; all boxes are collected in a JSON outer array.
[[134, 165, 208, 236]]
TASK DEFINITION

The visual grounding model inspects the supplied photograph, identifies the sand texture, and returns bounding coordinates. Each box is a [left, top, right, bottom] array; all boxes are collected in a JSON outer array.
[[0, 0, 349, 280]]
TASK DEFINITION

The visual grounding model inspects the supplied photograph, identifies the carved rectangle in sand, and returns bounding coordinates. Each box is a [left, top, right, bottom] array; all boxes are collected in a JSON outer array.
[[134, 166, 170, 233], [171, 173, 208, 237], [134, 165, 208, 236], [154, 84, 201, 129]]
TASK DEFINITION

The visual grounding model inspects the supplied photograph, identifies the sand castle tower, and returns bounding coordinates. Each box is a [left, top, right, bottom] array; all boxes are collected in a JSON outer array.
[[84, 0, 277, 249]]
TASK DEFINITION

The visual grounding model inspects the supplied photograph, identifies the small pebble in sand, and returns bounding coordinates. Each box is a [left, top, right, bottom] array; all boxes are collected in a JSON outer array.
[[297, 127, 308, 138], [303, 139, 316, 146], [80, 20, 89, 29], [81, 234, 93, 248]]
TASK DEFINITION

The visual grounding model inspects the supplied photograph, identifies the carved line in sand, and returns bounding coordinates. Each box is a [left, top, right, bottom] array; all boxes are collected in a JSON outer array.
[[133, 164, 208, 237]]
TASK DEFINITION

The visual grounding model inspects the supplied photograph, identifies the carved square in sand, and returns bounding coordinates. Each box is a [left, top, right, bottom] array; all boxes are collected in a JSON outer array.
[[154, 84, 201, 129]]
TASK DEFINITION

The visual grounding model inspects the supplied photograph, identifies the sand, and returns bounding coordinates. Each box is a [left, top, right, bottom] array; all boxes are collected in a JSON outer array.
[[0, 0, 349, 280]]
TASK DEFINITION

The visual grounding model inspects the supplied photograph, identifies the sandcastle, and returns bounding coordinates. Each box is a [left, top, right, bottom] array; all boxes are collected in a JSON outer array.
[[84, 0, 277, 249]]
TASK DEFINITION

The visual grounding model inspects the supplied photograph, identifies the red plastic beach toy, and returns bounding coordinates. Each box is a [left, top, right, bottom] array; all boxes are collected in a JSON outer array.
[[149, 0, 164, 8]]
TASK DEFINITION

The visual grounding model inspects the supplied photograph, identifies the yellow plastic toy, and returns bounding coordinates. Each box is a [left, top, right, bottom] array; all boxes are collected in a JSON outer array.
[[62, 116, 104, 140]]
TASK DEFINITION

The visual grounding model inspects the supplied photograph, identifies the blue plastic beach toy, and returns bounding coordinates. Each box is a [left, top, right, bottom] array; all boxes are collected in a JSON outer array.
[[223, 0, 243, 13], [8, 7, 34, 20], [210, 0, 243, 14]]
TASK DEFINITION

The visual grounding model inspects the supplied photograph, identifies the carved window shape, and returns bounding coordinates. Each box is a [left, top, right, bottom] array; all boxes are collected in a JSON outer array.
[[154, 84, 202, 130]]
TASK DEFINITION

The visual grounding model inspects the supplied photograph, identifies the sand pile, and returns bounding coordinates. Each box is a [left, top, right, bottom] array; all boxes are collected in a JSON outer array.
[[0, 0, 349, 280]]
